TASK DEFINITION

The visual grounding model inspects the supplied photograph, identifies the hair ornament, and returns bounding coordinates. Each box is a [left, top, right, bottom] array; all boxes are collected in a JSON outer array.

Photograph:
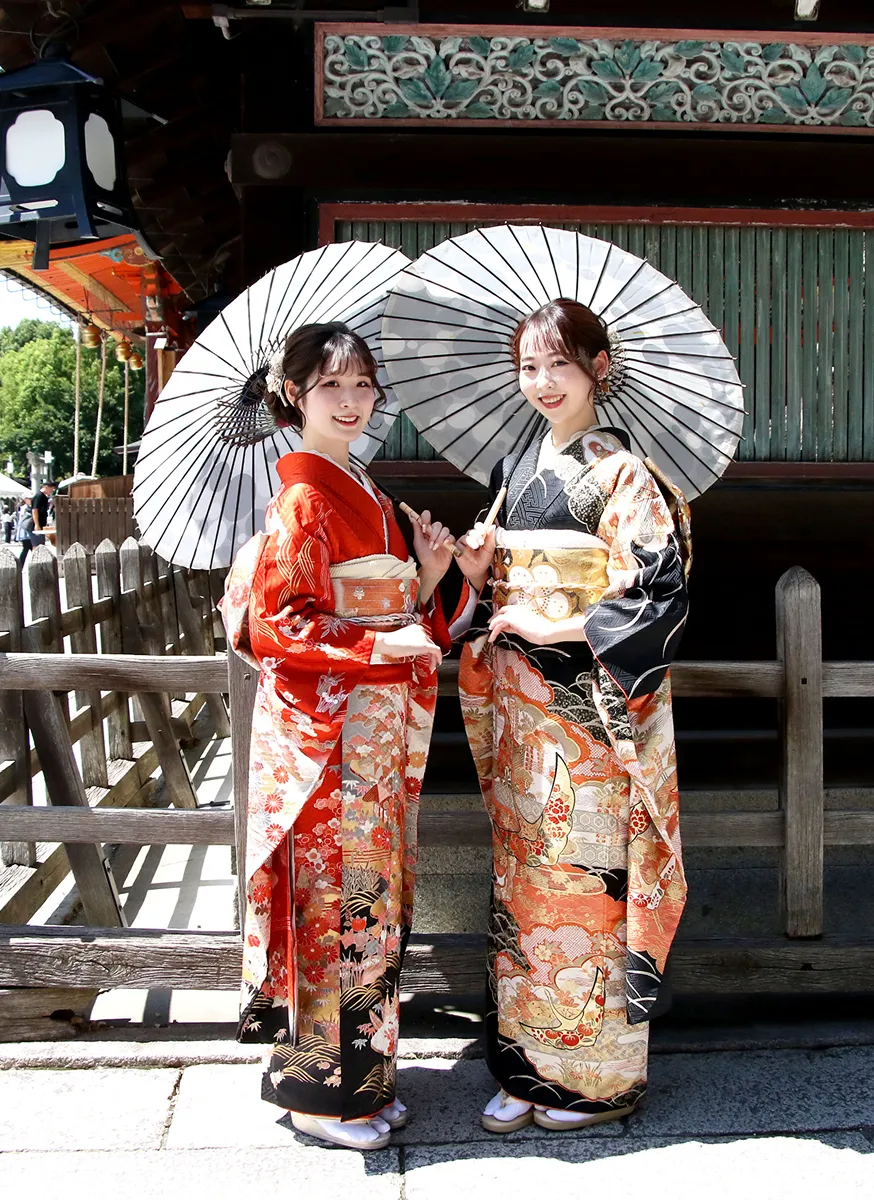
[[601, 331, 627, 397], [265, 345, 286, 398]]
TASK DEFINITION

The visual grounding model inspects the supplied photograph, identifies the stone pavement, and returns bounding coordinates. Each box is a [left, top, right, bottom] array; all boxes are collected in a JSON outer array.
[[1, 1038, 873, 1199]]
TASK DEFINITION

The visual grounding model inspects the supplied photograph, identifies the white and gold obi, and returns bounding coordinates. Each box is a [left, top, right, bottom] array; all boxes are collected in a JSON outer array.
[[492, 529, 609, 623]]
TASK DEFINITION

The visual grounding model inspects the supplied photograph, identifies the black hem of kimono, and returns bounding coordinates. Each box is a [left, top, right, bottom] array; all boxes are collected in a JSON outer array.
[[261, 1066, 391, 1122], [484, 1005, 647, 1115]]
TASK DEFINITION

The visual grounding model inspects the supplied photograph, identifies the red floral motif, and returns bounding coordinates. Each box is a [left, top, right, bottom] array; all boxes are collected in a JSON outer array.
[[371, 827, 391, 851], [264, 793, 284, 813]]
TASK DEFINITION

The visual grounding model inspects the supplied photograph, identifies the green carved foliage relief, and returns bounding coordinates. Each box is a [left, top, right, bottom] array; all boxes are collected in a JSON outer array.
[[320, 33, 874, 128]]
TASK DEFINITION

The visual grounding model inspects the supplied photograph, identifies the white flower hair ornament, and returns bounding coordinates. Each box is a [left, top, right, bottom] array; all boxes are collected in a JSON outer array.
[[265, 346, 286, 398]]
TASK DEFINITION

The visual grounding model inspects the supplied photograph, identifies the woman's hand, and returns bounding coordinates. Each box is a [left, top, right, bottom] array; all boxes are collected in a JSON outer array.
[[375, 622, 443, 669], [409, 509, 456, 604], [454, 523, 496, 593], [487, 606, 556, 646], [411, 509, 456, 578]]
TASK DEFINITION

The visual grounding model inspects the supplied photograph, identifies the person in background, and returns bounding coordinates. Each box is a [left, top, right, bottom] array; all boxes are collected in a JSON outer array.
[[16, 497, 34, 563], [31, 480, 56, 540], [1, 502, 13, 543]]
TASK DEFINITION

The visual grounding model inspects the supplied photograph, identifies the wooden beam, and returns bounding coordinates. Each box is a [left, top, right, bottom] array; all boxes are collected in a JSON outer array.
[[2, 805, 871, 853], [0, 653, 788, 696], [822, 662, 874, 697], [0, 806, 234, 845], [55, 260, 129, 316], [2, 928, 874, 995]]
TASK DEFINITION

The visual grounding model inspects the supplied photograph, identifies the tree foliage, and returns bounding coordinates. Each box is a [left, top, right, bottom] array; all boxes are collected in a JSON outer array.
[[0, 320, 145, 479]]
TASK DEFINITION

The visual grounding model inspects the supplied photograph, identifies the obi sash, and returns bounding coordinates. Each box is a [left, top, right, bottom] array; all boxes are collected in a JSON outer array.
[[492, 530, 609, 623], [329, 554, 419, 627]]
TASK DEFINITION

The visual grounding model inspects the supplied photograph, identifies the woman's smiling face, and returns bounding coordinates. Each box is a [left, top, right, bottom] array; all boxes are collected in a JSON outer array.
[[285, 361, 376, 445], [517, 331, 608, 442]]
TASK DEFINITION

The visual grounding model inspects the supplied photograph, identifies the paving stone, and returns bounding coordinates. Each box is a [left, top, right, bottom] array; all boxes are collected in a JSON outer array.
[[632, 1045, 874, 1137], [404, 1135, 874, 1200], [0, 1146, 402, 1198], [0, 1067, 179, 1151], [394, 1057, 622, 1146], [166, 1063, 296, 1149]]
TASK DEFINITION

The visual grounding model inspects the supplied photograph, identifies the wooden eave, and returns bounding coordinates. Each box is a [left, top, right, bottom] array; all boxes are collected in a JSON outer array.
[[0, 234, 183, 336]]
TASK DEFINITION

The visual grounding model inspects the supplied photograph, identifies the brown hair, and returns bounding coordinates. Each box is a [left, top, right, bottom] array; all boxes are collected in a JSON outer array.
[[264, 322, 385, 433], [510, 298, 610, 395]]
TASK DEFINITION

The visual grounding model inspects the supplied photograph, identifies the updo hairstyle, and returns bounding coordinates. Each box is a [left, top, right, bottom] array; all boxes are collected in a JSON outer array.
[[510, 298, 610, 397], [264, 322, 385, 433]]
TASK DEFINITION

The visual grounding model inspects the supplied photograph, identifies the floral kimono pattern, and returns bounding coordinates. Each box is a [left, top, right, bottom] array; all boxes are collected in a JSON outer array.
[[453, 427, 691, 1115], [223, 452, 448, 1121]]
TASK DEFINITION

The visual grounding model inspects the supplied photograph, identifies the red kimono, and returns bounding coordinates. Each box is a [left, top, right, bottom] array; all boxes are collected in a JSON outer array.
[[223, 452, 448, 1120]]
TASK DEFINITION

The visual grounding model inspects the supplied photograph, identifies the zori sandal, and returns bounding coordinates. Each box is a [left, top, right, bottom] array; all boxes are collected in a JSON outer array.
[[290, 1112, 391, 1149], [481, 1090, 535, 1133], [379, 1098, 408, 1130], [532, 1104, 636, 1131]]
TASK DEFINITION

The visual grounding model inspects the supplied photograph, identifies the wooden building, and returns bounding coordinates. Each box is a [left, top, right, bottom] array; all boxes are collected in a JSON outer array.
[[0, 0, 872, 789]]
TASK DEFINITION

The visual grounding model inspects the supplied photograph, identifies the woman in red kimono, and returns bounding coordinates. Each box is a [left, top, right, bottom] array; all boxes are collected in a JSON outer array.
[[453, 299, 690, 1133], [223, 322, 453, 1149]]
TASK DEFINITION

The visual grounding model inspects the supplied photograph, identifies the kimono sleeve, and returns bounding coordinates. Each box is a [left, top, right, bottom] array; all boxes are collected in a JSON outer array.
[[248, 483, 376, 689], [584, 455, 688, 700]]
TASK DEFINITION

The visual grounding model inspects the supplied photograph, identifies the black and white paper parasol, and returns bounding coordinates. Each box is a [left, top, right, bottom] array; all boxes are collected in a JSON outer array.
[[381, 225, 743, 498], [133, 241, 410, 569]]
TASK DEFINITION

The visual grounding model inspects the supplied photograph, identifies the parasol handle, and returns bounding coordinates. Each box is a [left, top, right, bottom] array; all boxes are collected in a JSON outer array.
[[399, 501, 463, 559], [482, 486, 507, 533]]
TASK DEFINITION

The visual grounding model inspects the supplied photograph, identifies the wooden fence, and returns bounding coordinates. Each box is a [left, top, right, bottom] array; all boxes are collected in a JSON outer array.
[[55, 497, 136, 557], [0, 537, 229, 1038], [0, 564, 873, 1041]]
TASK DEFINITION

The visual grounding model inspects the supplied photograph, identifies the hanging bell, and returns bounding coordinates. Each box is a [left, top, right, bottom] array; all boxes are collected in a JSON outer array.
[[115, 338, 132, 363], [129, 350, 144, 371], [80, 321, 101, 348]]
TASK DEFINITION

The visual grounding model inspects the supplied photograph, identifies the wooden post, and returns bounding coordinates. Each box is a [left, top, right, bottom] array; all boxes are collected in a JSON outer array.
[[94, 539, 133, 762], [21, 626, 126, 928], [143, 545, 185, 702], [138, 543, 165, 658], [156, 555, 180, 656], [119, 537, 198, 810], [29, 544, 67, 711], [192, 570, 217, 655], [776, 567, 824, 938], [63, 543, 109, 788], [0, 547, 34, 868], [173, 567, 231, 738], [228, 649, 257, 927]]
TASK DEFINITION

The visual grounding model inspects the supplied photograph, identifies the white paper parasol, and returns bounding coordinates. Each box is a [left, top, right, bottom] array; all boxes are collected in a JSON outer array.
[[381, 225, 744, 498], [133, 241, 410, 569]]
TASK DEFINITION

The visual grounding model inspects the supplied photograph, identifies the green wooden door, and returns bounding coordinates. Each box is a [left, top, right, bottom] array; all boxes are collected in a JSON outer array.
[[335, 217, 874, 464]]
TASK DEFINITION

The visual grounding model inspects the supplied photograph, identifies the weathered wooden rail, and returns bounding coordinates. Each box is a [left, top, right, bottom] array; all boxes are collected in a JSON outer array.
[[0, 536, 230, 1038], [0, 565, 873, 1030]]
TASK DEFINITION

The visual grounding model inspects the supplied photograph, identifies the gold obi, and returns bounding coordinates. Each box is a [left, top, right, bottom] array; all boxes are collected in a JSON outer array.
[[329, 554, 419, 627], [492, 536, 609, 623]]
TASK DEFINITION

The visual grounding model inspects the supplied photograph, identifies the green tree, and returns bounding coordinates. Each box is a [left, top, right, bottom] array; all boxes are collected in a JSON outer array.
[[0, 320, 144, 479]]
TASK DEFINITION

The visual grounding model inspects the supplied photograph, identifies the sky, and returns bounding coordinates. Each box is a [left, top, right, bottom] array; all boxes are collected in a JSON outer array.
[[0, 273, 73, 330]]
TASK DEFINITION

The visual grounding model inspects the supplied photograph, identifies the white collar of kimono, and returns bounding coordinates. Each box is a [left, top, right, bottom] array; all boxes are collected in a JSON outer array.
[[536, 425, 595, 474]]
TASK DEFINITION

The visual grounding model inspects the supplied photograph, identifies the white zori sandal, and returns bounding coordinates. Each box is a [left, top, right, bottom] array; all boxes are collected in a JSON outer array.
[[379, 1098, 408, 1130], [532, 1104, 635, 1130], [481, 1090, 535, 1133], [482, 1090, 635, 1133], [290, 1112, 391, 1150]]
